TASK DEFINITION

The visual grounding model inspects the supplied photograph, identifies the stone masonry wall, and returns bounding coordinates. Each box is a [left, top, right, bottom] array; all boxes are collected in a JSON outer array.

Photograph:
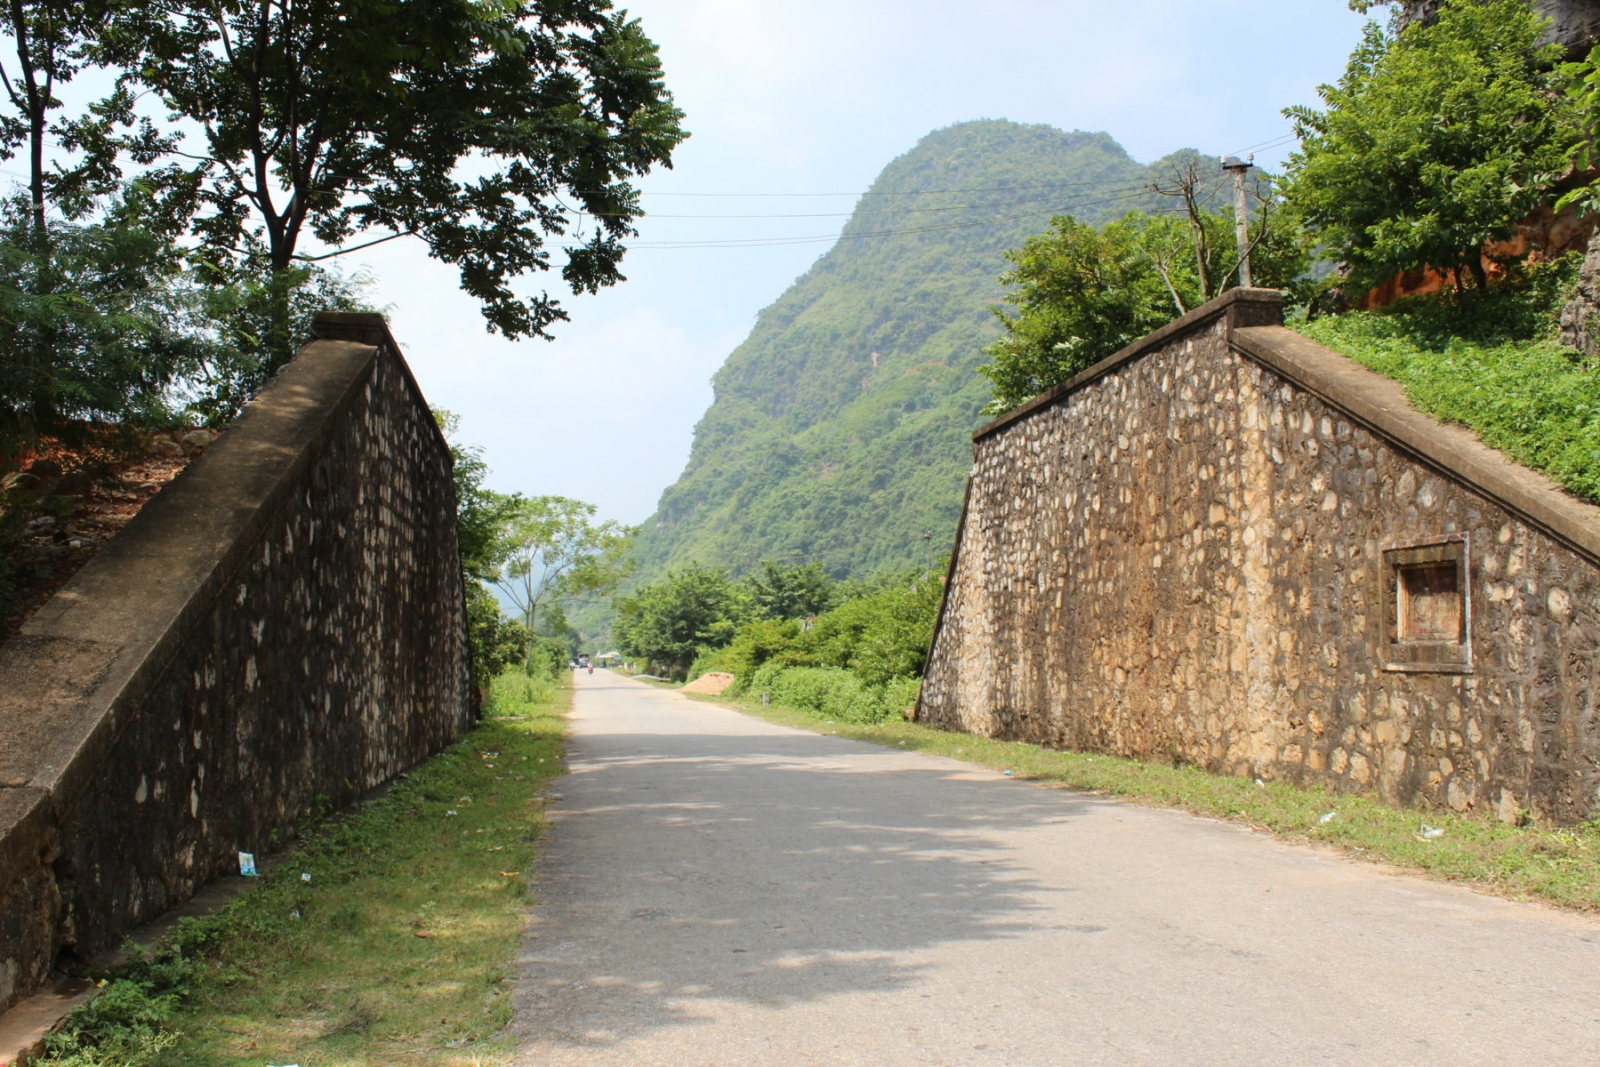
[[0, 315, 474, 1011], [919, 290, 1600, 826]]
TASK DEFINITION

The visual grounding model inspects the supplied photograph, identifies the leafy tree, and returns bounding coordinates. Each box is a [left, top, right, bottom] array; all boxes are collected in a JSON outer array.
[[182, 261, 375, 424], [0, 2, 196, 445], [743, 560, 837, 620], [494, 495, 632, 643], [978, 213, 1177, 414], [978, 196, 1305, 413], [465, 583, 530, 691], [0, 201, 202, 447], [0, 0, 130, 236], [112, 0, 687, 369], [791, 572, 942, 685], [435, 411, 522, 584], [1283, 0, 1578, 293], [613, 565, 748, 677]]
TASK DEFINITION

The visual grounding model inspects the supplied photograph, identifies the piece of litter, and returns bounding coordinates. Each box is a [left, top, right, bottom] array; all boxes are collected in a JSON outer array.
[[459, 795, 473, 803], [445, 810, 458, 817], [500, 871, 519, 877], [1318, 812, 1336, 825], [1003, 770, 1013, 776], [1417, 824, 1445, 840], [415, 931, 436, 938], [300, 872, 312, 883], [1255, 778, 1266, 788], [238, 851, 257, 876]]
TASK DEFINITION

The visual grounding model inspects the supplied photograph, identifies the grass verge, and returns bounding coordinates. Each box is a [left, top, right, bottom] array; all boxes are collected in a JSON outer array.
[[1292, 289, 1600, 507], [35, 671, 568, 1067], [705, 690, 1600, 912]]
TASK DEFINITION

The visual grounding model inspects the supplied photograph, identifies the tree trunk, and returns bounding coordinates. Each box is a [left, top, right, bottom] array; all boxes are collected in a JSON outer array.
[[1467, 257, 1489, 292]]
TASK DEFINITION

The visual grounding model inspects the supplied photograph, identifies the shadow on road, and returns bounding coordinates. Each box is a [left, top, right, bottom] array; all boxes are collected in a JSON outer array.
[[515, 694, 1108, 1051]]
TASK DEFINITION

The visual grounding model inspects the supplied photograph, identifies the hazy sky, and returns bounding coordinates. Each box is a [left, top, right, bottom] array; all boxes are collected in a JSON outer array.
[[345, 1, 1373, 524]]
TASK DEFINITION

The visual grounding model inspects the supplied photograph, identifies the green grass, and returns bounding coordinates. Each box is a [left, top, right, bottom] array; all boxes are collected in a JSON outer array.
[[700, 689, 1600, 912], [36, 671, 569, 1067], [1293, 285, 1600, 506]]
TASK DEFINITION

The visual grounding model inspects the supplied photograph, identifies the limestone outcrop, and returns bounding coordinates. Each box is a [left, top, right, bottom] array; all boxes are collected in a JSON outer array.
[[1398, 0, 1600, 54]]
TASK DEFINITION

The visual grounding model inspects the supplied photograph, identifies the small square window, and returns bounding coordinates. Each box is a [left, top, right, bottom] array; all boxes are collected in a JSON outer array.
[[1382, 537, 1471, 673]]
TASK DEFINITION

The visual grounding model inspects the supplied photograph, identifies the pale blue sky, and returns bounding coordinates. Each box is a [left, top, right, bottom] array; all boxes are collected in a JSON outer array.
[[296, 1, 1373, 523]]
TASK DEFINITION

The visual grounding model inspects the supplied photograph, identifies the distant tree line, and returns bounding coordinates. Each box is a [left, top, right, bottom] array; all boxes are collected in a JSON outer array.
[[611, 559, 943, 723], [440, 411, 633, 699]]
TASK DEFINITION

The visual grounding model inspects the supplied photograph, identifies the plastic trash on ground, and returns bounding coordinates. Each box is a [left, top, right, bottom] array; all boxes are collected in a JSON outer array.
[[238, 851, 257, 876]]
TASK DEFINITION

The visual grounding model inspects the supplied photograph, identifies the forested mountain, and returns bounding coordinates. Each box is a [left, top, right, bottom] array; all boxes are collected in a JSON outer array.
[[631, 119, 1203, 581]]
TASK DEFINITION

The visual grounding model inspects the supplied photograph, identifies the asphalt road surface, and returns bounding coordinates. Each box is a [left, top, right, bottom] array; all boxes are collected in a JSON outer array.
[[512, 670, 1600, 1066]]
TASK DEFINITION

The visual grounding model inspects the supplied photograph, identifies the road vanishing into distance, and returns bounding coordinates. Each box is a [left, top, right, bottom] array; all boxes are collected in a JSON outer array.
[[512, 671, 1600, 1066]]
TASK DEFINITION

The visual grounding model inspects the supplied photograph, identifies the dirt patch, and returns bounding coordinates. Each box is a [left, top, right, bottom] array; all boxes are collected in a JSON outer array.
[[681, 672, 736, 695], [1, 428, 221, 645]]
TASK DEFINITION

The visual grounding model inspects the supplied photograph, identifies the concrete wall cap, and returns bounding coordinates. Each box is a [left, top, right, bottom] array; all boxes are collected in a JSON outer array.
[[973, 287, 1283, 442], [1232, 324, 1600, 567]]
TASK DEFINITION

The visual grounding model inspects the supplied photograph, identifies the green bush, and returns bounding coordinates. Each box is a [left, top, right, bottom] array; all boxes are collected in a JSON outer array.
[[745, 663, 921, 725], [690, 617, 802, 685]]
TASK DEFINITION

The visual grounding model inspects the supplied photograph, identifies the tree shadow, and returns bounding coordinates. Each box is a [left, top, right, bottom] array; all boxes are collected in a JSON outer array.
[[512, 707, 1106, 1052]]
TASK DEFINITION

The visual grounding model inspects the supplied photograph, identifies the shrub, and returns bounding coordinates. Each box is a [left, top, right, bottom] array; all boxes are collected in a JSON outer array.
[[745, 664, 921, 725]]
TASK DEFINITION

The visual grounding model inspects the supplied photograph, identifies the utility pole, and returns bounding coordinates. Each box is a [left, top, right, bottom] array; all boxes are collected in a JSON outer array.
[[1221, 155, 1254, 289]]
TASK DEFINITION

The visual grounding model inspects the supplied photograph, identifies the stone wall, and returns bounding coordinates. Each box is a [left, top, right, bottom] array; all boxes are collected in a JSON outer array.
[[919, 289, 1600, 826], [0, 314, 474, 1011]]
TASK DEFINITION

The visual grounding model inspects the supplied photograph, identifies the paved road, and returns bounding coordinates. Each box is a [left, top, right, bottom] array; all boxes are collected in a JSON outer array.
[[512, 671, 1600, 1066]]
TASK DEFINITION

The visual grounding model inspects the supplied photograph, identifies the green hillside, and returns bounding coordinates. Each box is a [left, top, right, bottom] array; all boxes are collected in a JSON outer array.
[[633, 119, 1200, 581]]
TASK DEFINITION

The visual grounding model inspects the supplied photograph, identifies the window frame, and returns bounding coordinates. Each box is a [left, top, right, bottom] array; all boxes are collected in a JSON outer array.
[[1380, 535, 1472, 675]]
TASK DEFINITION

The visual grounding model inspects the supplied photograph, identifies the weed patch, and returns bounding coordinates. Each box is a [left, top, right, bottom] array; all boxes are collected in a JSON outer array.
[[35, 671, 567, 1067], [710, 692, 1600, 912], [1293, 278, 1600, 507]]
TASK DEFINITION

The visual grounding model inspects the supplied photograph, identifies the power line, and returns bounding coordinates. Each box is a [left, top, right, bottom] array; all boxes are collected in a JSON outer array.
[[590, 182, 1157, 222], [628, 186, 1163, 250], [624, 175, 1183, 199], [1223, 132, 1298, 159]]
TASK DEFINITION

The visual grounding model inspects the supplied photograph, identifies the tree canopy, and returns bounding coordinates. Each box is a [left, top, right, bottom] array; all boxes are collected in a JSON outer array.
[[0, 0, 686, 448], [613, 565, 749, 677], [978, 182, 1307, 414], [1282, 0, 1578, 291], [111, 0, 686, 362], [493, 495, 632, 637]]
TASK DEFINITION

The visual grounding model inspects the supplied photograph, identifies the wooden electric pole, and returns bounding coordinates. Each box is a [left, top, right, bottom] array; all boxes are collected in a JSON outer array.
[[1221, 155, 1254, 289]]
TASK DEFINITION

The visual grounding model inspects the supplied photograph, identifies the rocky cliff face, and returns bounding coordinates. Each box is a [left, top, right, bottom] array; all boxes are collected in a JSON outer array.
[[1399, 0, 1600, 53]]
